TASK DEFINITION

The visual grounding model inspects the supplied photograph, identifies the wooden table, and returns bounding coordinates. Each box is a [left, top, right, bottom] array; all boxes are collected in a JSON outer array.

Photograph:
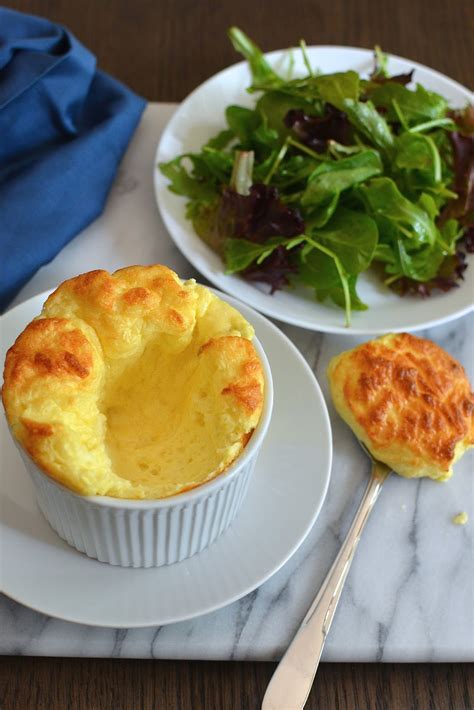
[[1, 1, 473, 708]]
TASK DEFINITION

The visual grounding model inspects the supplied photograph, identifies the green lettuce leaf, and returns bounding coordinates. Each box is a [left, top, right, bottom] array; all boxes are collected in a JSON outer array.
[[391, 240, 446, 281], [368, 83, 448, 124], [342, 99, 394, 151], [359, 177, 438, 245], [228, 27, 282, 88], [225, 106, 261, 145], [302, 150, 383, 207], [313, 208, 379, 274], [313, 71, 360, 109], [320, 274, 368, 311], [159, 157, 218, 201], [395, 132, 434, 171]]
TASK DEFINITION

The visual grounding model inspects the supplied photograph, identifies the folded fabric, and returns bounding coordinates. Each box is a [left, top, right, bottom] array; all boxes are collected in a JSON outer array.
[[0, 8, 146, 311]]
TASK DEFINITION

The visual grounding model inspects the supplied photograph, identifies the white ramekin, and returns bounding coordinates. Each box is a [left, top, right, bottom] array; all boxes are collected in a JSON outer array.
[[16, 336, 273, 568]]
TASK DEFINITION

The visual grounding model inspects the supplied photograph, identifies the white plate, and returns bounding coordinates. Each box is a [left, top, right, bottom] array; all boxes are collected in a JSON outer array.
[[154, 46, 474, 335], [0, 291, 332, 627]]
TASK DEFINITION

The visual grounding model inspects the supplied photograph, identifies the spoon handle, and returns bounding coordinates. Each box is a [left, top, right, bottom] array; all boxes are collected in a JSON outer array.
[[262, 460, 390, 710]]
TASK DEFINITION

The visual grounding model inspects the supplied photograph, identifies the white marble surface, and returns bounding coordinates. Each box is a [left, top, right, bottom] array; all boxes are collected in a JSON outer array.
[[1, 104, 473, 662]]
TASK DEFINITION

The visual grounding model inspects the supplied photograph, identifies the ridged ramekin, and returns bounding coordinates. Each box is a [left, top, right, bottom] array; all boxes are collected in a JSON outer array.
[[16, 336, 273, 568]]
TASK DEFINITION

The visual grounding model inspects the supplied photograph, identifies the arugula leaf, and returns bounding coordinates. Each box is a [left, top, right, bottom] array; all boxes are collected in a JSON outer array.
[[368, 83, 448, 124], [418, 192, 439, 221], [252, 72, 360, 113], [159, 157, 218, 201], [342, 99, 394, 151], [225, 106, 261, 145], [374, 242, 396, 264], [305, 192, 339, 228], [322, 274, 368, 311], [190, 150, 235, 185], [395, 132, 434, 171], [224, 105, 279, 161], [394, 131, 444, 188], [269, 153, 320, 190], [440, 219, 463, 250], [313, 208, 379, 274], [253, 123, 280, 149], [228, 27, 282, 88], [302, 150, 383, 207], [359, 177, 438, 245], [224, 235, 304, 273], [297, 241, 339, 289], [206, 129, 235, 150], [296, 239, 353, 325], [391, 240, 446, 281], [313, 71, 360, 109]]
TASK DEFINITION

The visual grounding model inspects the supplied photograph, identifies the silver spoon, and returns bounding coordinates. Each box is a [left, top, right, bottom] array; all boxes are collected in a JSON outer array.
[[262, 446, 391, 710]]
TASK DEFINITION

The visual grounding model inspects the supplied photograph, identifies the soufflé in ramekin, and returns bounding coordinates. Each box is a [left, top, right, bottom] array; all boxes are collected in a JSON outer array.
[[2, 265, 273, 567]]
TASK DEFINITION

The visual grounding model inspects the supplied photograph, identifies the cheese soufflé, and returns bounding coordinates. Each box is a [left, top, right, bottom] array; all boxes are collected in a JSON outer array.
[[2, 266, 265, 499], [328, 333, 473, 481]]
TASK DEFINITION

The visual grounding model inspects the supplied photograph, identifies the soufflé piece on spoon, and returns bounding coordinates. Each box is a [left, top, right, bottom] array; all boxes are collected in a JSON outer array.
[[328, 333, 473, 481]]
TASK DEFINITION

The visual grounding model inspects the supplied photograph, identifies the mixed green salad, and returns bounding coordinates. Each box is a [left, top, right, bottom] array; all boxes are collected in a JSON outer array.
[[160, 28, 473, 326]]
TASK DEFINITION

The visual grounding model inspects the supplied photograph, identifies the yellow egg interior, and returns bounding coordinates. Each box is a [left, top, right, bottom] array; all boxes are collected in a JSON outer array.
[[102, 325, 255, 497]]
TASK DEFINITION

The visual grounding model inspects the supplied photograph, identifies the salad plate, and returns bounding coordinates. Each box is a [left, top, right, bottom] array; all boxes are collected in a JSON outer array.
[[0, 290, 332, 627], [154, 45, 473, 334]]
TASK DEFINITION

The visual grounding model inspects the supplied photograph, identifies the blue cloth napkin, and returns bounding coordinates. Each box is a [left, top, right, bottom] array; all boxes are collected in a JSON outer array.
[[0, 8, 146, 311]]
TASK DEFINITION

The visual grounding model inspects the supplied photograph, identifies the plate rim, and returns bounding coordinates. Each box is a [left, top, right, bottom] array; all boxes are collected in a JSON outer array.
[[154, 45, 474, 336], [0, 289, 333, 628]]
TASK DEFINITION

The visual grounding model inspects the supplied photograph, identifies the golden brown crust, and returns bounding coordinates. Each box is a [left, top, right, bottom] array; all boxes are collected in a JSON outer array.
[[328, 333, 473, 480], [199, 336, 263, 414], [21, 419, 54, 437], [2, 265, 264, 498], [121, 286, 150, 306], [222, 382, 263, 413], [2, 318, 95, 393], [2, 316, 103, 492], [40, 265, 197, 358]]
